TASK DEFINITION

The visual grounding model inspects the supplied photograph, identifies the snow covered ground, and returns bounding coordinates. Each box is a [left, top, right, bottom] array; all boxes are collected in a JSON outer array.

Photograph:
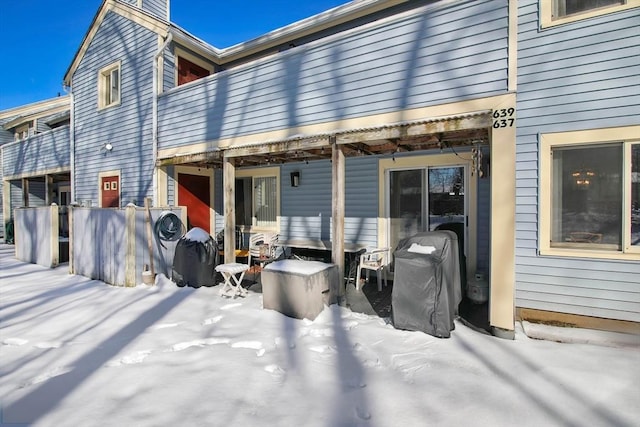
[[1, 243, 638, 427]]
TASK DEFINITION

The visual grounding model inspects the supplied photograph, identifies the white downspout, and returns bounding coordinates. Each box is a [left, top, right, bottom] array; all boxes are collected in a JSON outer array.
[[65, 85, 75, 203], [152, 32, 173, 207]]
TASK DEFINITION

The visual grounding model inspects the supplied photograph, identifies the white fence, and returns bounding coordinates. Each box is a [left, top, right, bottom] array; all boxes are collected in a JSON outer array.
[[14, 204, 186, 286]]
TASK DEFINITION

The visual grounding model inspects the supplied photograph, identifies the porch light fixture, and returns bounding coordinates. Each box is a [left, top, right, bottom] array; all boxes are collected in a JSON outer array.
[[100, 142, 113, 153], [290, 171, 300, 187]]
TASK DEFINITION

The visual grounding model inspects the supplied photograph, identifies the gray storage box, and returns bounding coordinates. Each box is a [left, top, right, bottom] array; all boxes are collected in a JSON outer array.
[[261, 260, 339, 320], [392, 231, 462, 338]]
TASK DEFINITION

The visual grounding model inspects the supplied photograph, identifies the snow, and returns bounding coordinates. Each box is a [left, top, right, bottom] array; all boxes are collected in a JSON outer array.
[[264, 259, 333, 275], [183, 227, 212, 243], [0, 244, 638, 427], [407, 243, 437, 254]]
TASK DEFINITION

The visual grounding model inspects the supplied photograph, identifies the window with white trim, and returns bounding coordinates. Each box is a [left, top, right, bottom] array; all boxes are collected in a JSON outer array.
[[540, 126, 640, 257], [14, 123, 32, 141], [235, 168, 279, 230], [98, 62, 121, 109], [540, 0, 640, 27], [555, 0, 622, 17]]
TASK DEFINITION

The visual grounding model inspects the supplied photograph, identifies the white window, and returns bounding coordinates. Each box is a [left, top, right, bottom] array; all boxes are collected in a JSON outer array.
[[98, 62, 121, 109], [235, 168, 279, 230], [14, 123, 34, 141], [540, 126, 640, 258], [540, 0, 640, 27], [554, 0, 622, 17]]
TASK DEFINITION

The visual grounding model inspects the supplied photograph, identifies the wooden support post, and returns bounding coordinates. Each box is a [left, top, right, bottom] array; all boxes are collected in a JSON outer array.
[[223, 157, 236, 264], [45, 175, 53, 206], [68, 206, 74, 275], [50, 203, 59, 267], [331, 141, 346, 301], [144, 197, 156, 280], [489, 99, 517, 338], [124, 204, 137, 287], [22, 178, 29, 207]]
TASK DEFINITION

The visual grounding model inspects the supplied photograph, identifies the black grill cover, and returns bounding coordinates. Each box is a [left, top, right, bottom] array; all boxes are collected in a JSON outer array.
[[171, 228, 219, 288], [392, 231, 462, 338]]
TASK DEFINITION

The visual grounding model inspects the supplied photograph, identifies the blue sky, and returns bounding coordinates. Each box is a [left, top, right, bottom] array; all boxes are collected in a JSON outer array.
[[0, 0, 347, 111]]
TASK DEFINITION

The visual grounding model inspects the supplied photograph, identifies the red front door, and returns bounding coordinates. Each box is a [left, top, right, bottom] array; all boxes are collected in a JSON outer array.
[[101, 176, 120, 208], [178, 173, 210, 232]]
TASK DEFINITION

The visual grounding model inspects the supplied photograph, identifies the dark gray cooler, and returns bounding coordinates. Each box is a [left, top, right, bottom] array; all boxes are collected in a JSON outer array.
[[391, 231, 462, 338]]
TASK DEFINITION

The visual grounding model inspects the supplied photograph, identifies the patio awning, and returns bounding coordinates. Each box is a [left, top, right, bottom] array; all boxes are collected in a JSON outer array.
[[158, 111, 492, 168]]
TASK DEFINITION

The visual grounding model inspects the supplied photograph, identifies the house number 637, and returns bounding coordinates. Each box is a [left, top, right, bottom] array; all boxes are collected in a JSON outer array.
[[492, 108, 515, 128]]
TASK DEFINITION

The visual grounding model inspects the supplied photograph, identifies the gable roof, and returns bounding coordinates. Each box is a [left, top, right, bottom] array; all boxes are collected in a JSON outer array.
[[0, 95, 71, 128], [63, 0, 170, 86]]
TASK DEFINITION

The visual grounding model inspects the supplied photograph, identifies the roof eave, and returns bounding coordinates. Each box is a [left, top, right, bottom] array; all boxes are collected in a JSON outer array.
[[217, 0, 410, 63]]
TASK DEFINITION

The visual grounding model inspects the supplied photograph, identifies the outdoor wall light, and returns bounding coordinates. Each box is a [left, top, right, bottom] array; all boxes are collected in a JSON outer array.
[[290, 171, 300, 187], [100, 142, 113, 153]]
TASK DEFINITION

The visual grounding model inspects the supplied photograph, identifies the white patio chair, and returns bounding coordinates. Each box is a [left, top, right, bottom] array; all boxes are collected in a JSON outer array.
[[247, 232, 279, 271], [356, 247, 390, 292]]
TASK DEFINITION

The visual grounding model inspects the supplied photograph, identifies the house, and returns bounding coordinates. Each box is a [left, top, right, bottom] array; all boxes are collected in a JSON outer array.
[[1, 0, 638, 337], [0, 95, 72, 239]]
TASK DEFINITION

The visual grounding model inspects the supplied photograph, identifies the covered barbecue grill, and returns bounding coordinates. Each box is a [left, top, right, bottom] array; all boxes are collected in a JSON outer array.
[[391, 231, 463, 338]]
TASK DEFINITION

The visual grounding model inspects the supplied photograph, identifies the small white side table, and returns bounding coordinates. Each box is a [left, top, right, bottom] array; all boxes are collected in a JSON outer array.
[[215, 263, 250, 298]]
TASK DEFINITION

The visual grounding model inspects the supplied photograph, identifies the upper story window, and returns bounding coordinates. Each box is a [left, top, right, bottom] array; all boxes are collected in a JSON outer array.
[[98, 62, 121, 109], [539, 125, 640, 259], [540, 0, 640, 27], [174, 48, 214, 87], [14, 123, 33, 141]]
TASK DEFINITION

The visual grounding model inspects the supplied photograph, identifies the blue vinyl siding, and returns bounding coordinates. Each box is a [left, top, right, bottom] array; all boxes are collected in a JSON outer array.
[[212, 157, 378, 246], [162, 43, 176, 91], [1, 126, 71, 178], [253, 157, 379, 246], [157, 0, 509, 151], [36, 119, 50, 134], [27, 178, 46, 207], [279, 160, 332, 242], [142, 0, 167, 19], [119, 0, 166, 19], [0, 128, 13, 145], [516, 0, 640, 321], [72, 12, 158, 207], [9, 180, 23, 216]]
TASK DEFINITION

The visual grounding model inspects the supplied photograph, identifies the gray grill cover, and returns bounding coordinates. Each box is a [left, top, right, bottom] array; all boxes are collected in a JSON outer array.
[[391, 231, 462, 338]]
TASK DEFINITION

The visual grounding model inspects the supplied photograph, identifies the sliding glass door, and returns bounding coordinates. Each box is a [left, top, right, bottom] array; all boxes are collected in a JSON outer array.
[[388, 166, 466, 252]]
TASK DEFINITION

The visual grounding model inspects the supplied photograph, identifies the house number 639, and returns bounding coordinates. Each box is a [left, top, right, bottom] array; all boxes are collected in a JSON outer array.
[[492, 108, 515, 128]]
